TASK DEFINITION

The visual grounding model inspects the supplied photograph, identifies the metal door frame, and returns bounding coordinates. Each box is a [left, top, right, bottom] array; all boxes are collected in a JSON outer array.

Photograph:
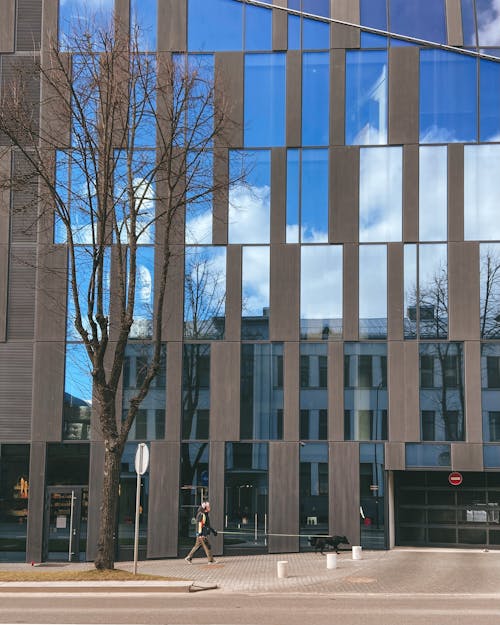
[[43, 486, 85, 562]]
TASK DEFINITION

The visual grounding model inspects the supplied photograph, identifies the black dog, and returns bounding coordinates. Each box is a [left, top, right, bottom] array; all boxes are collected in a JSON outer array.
[[308, 535, 350, 555]]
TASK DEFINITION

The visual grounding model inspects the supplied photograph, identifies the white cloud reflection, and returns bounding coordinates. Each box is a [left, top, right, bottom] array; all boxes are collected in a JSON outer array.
[[477, 0, 500, 46], [464, 144, 500, 240], [229, 183, 270, 244]]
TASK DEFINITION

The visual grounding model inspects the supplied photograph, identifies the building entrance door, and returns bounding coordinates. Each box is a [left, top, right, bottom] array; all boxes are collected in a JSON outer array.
[[43, 486, 88, 561]]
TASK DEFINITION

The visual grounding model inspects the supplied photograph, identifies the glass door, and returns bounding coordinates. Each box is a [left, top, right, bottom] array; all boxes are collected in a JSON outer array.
[[43, 486, 88, 561]]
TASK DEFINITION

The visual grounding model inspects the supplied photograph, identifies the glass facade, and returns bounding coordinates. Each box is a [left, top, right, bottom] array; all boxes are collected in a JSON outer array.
[[182, 344, 210, 440], [300, 344, 328, 440], [299, 442, 328, 549]]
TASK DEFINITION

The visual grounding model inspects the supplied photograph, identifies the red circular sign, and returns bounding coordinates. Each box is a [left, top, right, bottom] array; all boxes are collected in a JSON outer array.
[[448, 472, 463, 486]]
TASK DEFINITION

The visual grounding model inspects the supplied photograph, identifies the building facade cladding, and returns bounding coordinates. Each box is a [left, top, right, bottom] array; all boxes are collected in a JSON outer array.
[[2, 0, 500, 561]]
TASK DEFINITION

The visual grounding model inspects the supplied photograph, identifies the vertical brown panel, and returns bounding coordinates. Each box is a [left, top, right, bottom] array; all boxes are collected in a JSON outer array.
[[7, 246, 36, 340], [385, 442, 405, 470], [213, 148, 228, 245], [273, 0, 287, 51], [271, 148, 286, 245], [166, 341, 182, 442], [0, 0, 15, 52], [158, 0, 186, 52], [330, 442, 359, 543], [330, 147, 359, 243], [387, 243, 403, 340], [403, 145, 419, 242], [404, 342, 420, 441], [388, 48, 419, 145], [225, 245, 241, 341], [388, 341, 405, 441], [35, 246, 67, 341], [85, 442, 104, 561], [208, 441, 224, 556], [162, 246, 184, 342], [41, 0, 57, 56], [211, 342, 240, 442], [343, 244, 359, 340], [0, 343, 33, 438], [330, 0, 360, 49], [215, 53, 243, 149], [448, 144, 464, 242], [147, 442, 180, 557], [452, 443, 483, 470], [31, 342, 64, 441], [0, 149, 10, 341], [465, 341, 482, 443], [269, 442, 299, 553], [26, 442, 46, 563], [286, 50, 301, 146], [446, 0, 464, 46], [329, 341, 344, 441], [330, 50, 345, 146], [284, 342, 299, 441], [270, 244, 299, 341], [449, 242, 479, 340], [16, 0, 42, 51]]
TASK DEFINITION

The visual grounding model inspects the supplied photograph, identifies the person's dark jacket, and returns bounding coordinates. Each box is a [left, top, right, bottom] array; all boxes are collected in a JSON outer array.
[[195, 507, 217, 537]]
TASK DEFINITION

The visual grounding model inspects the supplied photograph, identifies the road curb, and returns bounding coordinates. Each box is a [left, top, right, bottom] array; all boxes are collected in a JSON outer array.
[[0, 581, 194, 593]]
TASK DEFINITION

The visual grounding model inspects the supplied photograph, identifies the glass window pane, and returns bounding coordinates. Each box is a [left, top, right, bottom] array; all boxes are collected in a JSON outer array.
[[299, 442, 328, 545], [420, 50, 477, 143], [361, 33, 388, 47], [301, 246, 343, 340], [288, 14, 301, 49], [361, 0, 387, 29], [184, 246, 226, 340], [359, 147, 402, 242], [482, 344, 500, 441], [242, 246, 270, 340], [229, 150, 271, 244], [346, 51, 388, 145], [360, 443, 385, 548], [477, 0, 500, 46], [188, 0, 243, 51], [419, 244, 448, 339], [480, 244, 500, 338], [461, 0, 477, 46], [359, 245, 387, 339], [302, 0, 329, 17], [245, 5, 272, 51], [302, 149, 328, 242], [390, 0, 446, 43], [131, 0, 157, 50], [300, 345, 328, 440], [244, 54, 286, 147], [0, 445, 30, 560], [302, 52, 329, 146], [63, 343, 92, 440], [302, 18, 329, 49], [185, 150, 213, 245], [182, 344, 210, 440], [286, 149, 300, 243], [465, 145, 500, 240], [404, 244, 417, 339], [179, 442, 209, 545], [130, 246, 155, 340], [419, 146, 447, 241], [480, 60, 500, 142], [59, 0, 113, 50], [405, 443, 451, 467]]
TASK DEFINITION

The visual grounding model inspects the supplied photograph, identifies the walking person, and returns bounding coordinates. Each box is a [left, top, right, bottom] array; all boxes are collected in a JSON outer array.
[[185, 501, 218, 564]]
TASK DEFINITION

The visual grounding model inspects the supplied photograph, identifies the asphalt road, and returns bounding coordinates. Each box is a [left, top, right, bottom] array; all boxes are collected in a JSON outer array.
[[2, 593, 500, 625]]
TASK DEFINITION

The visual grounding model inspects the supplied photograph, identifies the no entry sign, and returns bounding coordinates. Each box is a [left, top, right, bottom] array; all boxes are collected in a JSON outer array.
[[448, 471, 463, 486]]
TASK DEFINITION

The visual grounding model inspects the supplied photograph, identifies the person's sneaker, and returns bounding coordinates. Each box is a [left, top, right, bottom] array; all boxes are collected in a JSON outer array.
[[208, 559, 217, 564], [184, 557, 192, 564]]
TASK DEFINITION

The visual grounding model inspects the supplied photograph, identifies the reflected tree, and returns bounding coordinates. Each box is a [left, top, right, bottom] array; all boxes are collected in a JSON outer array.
[[480, 245, 500, 339]]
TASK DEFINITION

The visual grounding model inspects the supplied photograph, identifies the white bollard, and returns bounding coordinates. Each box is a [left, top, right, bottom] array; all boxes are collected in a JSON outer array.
[[277, 560, 289, 578], [326, 553, 337, 569], [352, 546, 362, 560]]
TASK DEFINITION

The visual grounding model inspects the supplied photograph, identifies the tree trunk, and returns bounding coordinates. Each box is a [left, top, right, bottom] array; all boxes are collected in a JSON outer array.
[[94, 442, 122, 570]]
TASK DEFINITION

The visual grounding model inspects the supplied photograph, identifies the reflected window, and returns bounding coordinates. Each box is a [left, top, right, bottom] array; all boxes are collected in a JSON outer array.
[[245, 4, 272, 51], [419, 244, 448, 339], [242, 247, 270, 340], [300, 345, 328, 440], [229, 150, 271, 244], [359, 147, 402, 242], [188, 0, 242, 51], [419, 147, 447, 241], [482, 344, 500, 441], [359, 245, 387, 339], [420, 50, 477, 143], [182, 344, 210, 440], [346, 51, 388, 145], [240, 344, 283, 440], [63, 343, 92, 440], [477, 0, 500, 47], [480, 244, 500, 339], [360, 443, 385, 549], [404, 244, 417, 340], [465, 146, 500, 241], [419, 343, 465, 441], [302, 53, 329, 146], [300, 443, 328, 548], [480, 60, 500, 142], [122, 343, 166, 441], [344, 343, 388, 441], [184, 246, 226, 340], [390, 0, 446, 43], [406, 443, 451, 467], [0, 445, 30, 561], [130, 247, 155, 340], [300, 245, 342, 340], [244, 54, 285, 147], [131, 0, 157, 51]]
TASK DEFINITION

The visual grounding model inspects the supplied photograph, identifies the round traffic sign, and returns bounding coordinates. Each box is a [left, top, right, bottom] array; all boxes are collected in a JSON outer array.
[[134, 443, 150, 475], [448, 471, 463, 486]]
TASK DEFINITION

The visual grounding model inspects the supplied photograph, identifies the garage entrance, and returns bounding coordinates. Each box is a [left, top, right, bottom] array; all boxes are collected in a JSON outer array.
[[395, 471, 500, 548]]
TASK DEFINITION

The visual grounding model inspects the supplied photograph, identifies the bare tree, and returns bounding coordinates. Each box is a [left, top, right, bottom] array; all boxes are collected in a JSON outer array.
[[480, 245, 500, 339], [0, 13, 237, 569]]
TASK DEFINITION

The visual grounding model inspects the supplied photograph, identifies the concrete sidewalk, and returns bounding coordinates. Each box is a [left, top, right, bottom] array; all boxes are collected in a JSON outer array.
[[2, 548, 499, 595]]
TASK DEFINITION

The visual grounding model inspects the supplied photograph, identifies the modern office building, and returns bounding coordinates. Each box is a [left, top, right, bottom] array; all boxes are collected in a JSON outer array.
[[2, 0, 500, 562]]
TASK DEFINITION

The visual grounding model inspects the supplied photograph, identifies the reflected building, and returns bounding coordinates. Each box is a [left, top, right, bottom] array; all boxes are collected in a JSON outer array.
[[6, 0, 500, 562]]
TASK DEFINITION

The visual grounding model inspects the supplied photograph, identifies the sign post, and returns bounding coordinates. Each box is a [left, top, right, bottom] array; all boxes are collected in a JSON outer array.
[[133, 443, 149, 575]]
